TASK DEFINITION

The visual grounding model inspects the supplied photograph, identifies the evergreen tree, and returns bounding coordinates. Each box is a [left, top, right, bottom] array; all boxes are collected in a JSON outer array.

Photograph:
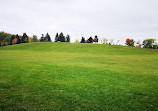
[[16, 34, 21, 44], [21, 34, 25, 43], [59, 32, 65, 42], [44, 34, 47, 41], [10, 35, 15, 45], [45, 33, 51, 42], [66, 35, 70, 42], [55, 33, 59, 42], [21, 33, 28, 43], [86, 36, 93, 43], [80, 37, 85, 43], [40, 34, 45, 42]]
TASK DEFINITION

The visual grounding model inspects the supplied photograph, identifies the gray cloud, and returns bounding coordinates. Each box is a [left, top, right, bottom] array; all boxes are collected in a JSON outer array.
[[0, 0, 158, 44]]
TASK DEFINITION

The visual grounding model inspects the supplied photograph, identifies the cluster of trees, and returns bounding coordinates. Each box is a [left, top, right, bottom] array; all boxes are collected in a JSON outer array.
[[0, 32, 12, 46], [0, 32, 36, 47], [142, 39, 158, 49], [80, 35, 98, 43], [39, 32, 71, 42], [40, 33, 51, 42], [125, 38, 158, 49], [0, 31, 157, 49], [54, 32, 70, 42], [77, 36, 158, 49], [79, 36, 115, 45], [0, 31, 71, 47]]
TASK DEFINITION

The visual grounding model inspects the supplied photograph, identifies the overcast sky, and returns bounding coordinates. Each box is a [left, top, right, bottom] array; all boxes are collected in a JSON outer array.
[[0, 0, 158, 44]]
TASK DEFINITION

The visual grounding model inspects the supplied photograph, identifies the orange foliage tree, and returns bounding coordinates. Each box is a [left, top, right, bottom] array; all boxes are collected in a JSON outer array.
[[126, 38, 135, 46], [126, 38, 131, 45], [93, 35, 98, 43], [12, 38, 18, 45]]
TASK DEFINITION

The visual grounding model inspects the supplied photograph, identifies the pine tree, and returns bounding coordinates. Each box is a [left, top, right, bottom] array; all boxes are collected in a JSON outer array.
[[87, 36, 93, 43], [45, 33, 51, 42], [59, 32, 65, 42], [66, 35, 70, 42], [40, 34, 45, 42], [55, 33, 59, 42], [16, 34, 21, 44], [43, 33, 51, 42], [44, 34, 47, 41], [21, 33, 28, 43], [80, 37, 85, 43]]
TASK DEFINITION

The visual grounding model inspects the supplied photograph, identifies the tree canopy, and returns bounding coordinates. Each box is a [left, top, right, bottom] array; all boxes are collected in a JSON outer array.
[[59, 32, 65, 42], [66, 35, 70, 42], [21, 33, 29, 43]]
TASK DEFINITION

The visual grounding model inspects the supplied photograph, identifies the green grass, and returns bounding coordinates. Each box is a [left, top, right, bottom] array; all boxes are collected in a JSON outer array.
[[0, 42, 158, 111]]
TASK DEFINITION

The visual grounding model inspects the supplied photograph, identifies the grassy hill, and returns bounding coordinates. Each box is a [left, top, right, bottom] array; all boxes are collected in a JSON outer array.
[[0, 42, 158, 110]]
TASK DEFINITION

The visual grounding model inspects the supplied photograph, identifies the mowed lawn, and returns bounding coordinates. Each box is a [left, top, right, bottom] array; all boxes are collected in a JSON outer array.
[[0, 42, 158, 111]]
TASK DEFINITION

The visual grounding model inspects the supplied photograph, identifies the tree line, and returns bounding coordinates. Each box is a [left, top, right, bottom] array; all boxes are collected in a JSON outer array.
[[0, 31, 157, 49], [0, 32, 40, 46], [125, 38, 158, 49], [78, 36, 158, 49]]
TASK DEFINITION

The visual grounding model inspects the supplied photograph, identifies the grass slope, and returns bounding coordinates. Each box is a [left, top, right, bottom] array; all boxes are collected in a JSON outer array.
[[0, 42, 158, 111]]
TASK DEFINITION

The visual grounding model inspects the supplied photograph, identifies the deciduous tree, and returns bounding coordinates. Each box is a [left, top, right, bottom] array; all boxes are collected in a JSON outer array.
[[10, 35, 15, 45], [16, 34, 21, 44], [75, 39, 79, 43], [143, 39, 155, 48], [101, 38, 108, 44], [33, 35, 38, 42], [93, 35, 98, 43], [126, 38, 135, 46]]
